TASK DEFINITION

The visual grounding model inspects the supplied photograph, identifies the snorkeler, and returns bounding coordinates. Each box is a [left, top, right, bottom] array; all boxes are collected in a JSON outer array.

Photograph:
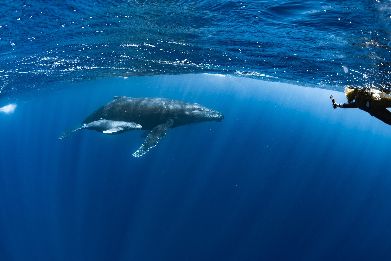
[[330, 86, 391, 125]]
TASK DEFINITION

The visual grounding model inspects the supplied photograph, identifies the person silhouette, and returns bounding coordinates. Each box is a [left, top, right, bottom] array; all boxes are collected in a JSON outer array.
[[330, 86, 391, 125]]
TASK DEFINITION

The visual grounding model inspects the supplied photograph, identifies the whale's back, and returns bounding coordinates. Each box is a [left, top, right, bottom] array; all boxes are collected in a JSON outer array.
[[84, 97, 189, 130]]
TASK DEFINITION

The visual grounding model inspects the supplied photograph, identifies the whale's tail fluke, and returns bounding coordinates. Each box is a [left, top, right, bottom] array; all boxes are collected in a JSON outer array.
[[58, 126, 83, 140]]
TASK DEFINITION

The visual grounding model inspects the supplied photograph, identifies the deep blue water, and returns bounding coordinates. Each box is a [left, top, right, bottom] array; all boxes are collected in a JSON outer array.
[[1, 75, 391, 260], [1, 1, 391, 261]]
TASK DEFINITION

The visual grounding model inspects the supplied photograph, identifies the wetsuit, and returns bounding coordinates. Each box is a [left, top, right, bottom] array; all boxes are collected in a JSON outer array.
[[334, 90, 391, 125]]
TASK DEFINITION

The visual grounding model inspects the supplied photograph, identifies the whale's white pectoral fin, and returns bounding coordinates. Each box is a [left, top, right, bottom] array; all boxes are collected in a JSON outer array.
[[132, 119, 174, 158], [102, 127, 124, 134]]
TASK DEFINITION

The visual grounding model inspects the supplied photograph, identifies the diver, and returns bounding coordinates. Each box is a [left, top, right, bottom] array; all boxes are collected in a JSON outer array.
[[330, 86, 391, 125]]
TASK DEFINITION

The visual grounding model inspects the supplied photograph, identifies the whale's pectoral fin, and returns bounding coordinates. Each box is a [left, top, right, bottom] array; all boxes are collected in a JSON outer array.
[[132, 119, 174, 158]]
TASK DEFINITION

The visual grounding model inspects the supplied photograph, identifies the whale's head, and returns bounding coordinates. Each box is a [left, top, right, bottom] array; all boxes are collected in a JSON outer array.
[[185, 103, 224, 122]]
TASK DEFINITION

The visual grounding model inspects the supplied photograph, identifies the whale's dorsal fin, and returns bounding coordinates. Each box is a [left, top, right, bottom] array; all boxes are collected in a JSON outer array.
[[132, 119, 174, 158]]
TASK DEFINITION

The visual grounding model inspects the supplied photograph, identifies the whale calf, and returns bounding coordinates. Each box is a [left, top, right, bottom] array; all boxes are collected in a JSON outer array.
[[61, 96, 223, 157]]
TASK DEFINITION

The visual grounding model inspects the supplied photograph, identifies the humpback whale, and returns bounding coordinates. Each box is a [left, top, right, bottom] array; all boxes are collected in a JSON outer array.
[[60, 97, 223, 157]]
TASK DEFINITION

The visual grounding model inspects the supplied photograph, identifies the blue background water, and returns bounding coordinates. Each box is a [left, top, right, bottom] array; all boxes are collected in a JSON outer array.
[[1, 75, 391, 260], [1, 1, 391, 261]]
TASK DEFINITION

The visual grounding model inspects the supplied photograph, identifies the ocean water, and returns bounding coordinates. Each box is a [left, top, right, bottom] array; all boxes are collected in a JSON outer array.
[[1, 1, 391, 261]]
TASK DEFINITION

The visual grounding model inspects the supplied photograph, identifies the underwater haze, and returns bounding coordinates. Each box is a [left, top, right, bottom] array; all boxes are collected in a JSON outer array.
[[1, 1, 391, 261]]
